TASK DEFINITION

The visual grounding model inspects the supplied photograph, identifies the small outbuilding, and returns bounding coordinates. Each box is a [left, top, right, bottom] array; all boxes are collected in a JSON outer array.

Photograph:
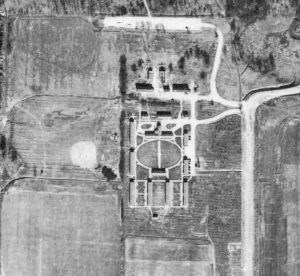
[[173, 83, 190, 93], [136, 83, 154, 92]]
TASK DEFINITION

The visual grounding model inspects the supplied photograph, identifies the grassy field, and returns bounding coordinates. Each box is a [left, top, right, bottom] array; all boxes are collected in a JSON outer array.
[[195, 114, 241, 170], [137, 140, 181, 168], [161, 141, 181, 168], [196, 100, 228, 120], [137, 140, 158, 168], [11, 95, 121, 180], [254, 97, 300, 275], [1, 183, 121, 276], [175, 136, 182, 147], [169, 165, 182, 180], [136, 135, 143, 146], [153, 182, 166, 206], [10, 18, 120, 100], [136, 164, 149, 180]]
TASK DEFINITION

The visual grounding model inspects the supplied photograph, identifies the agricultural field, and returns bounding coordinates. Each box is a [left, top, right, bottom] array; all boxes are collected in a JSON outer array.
[[11, 95, 121, 180], [1, 1, 299, 275], [9, 18, 120, 100], [3, 17, 127, 182], [125, 236, 215, 276], [1, 180, 121, 276], [254, 95, 300, 275], [199, 172, 241, 275]]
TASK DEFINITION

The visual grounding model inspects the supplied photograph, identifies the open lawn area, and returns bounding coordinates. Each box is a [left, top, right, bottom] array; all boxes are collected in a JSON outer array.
[[161, 141, 181, 168], [137, 140, 159, 168]]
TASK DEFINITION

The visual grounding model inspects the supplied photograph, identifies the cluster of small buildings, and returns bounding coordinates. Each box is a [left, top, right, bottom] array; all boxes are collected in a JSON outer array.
[[183, 156, 191, 176], [135, 82, 191, 93], [141, 110, 173, 121], [183, 127, 192, 175], [135, 63, 195, 94], [140, 109, 189, 121]]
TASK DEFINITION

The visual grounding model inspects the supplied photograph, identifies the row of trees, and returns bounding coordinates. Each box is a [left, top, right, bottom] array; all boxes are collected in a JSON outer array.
[[178, 46, 211, 74], [9, 0, 216, 17], [184, 45, 210, 65]]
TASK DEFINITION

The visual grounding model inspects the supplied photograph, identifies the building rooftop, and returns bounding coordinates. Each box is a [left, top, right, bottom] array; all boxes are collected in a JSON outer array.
[[157, 111, 172, 117], [136, 83, 154, 90], [161, 131, 173, 136], [145, 130, 157, 136], [182, 110, 189, 117], [163, 85, 170, 91], [152, 168, 166, 173], [173, 83, 190, 91]]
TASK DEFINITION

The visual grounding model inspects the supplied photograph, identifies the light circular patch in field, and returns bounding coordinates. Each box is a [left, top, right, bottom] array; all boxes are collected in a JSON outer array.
[[70, 141, 97, 170], [137, 140, 181, 168]]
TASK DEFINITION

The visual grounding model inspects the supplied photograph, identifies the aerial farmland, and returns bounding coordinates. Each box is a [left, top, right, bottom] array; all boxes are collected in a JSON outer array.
[[0, 1, 300, 276]]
